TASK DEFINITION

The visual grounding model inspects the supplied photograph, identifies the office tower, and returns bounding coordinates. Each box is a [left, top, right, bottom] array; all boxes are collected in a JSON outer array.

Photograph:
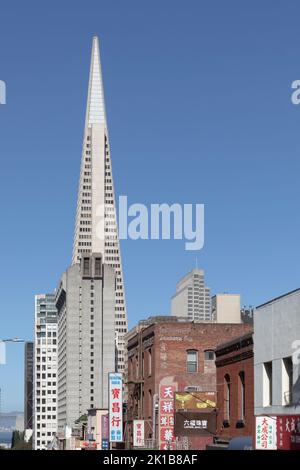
[[24, 341, 34, 430], [56, 254, 115, 433], [72, 36, 128, 372], [33, 294, 58, 450], [211, 294, 241, 323], [171, 268, 212, 321]]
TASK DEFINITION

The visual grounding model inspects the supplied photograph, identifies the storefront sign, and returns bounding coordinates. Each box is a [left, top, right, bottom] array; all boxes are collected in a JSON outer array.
[[102, 438, 109, 450], [255, 416, 277, 450], [175, 391, 216, 410], [174, 410, 216, 436], [109, 372, 123, 443], [277, 415, 300, 450], [101, 413, 109, 444], [159, 385, 175, 450], [133, 420, 145, 447]]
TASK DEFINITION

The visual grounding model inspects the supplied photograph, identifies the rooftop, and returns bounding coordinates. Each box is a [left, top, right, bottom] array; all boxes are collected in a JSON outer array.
[[256, 287, 300, 310]]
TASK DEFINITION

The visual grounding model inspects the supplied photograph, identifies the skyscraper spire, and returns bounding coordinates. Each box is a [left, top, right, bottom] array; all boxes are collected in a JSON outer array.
[[72, 37, 128, 372], [85, 36, 106, 128]]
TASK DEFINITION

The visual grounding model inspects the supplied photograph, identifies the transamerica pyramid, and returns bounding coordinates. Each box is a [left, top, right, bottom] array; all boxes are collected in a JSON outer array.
[[72, 37, 128, 372]]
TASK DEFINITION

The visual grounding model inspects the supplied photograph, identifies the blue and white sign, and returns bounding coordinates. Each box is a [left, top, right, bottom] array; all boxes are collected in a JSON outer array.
[[109, 372, 123, 443]]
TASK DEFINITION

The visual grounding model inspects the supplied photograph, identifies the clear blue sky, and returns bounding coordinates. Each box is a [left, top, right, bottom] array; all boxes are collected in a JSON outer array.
[[1, 0, 300, 411]]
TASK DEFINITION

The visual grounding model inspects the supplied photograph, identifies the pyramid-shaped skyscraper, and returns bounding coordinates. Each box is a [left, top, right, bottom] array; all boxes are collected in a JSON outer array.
[[72, 37, 128, 372]]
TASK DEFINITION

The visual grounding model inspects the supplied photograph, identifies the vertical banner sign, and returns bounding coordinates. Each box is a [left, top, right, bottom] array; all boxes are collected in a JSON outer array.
[[133, 420, 145, 447], [101, 413, 109, 449], [159, 385, 175, 450], [277, 415, 300, 450], [109, 372, 123, 443], [102, 414, 109, 440], [256, 416, 277, 450]]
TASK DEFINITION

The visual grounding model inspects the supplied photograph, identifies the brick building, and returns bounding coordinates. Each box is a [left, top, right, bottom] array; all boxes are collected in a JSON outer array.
[[215, 332, 254, 447], [125, 317, 251, 449]]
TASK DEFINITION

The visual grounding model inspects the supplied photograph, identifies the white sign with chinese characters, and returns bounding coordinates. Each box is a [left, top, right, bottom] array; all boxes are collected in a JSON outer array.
[[109, 372, 123, 443], [159, 385, 175, 450], [184, 419, 208, 429], [256, 416, 277, 450], [133, 420, 145, 447]]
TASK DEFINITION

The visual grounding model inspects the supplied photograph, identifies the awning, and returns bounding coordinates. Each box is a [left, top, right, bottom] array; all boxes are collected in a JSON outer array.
[[227, 436, 253, 450]]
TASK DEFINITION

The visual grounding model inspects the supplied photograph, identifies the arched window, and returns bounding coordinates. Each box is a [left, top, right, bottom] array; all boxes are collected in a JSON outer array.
[[148, 348, 152, 376], [239, 371, 245, 420], [187, 350, 198, 373], [224, 374, 231, 422]]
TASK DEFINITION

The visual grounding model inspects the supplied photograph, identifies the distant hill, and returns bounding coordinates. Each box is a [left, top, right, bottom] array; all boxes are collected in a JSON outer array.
[[0, 411, 24, 431]]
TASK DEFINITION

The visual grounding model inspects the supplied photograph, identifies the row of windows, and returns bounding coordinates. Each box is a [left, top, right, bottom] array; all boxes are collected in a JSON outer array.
[[186, 349, 214, 372], [35, 415, 56, 420]]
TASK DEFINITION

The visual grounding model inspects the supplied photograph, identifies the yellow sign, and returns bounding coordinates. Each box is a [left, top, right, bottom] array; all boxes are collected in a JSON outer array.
[[175, 391, 216, 410]]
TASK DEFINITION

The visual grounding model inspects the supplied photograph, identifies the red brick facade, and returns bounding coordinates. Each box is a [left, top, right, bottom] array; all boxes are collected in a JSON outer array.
[[125, 317, 252, 449], [215, 332, 254, 443]]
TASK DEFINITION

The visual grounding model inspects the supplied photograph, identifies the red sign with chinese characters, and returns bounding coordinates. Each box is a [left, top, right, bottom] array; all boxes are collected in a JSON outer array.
[[109, 372, 123, 443], [159, 385, 175, 450], [277, 415, 300, 450], [133, 420, 145, 447]]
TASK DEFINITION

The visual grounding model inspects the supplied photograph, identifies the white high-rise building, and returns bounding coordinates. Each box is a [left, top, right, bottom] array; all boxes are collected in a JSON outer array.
[[33, 294, 58, 450], [171, 268, 212, 321], [56, 255, 115, 433], [72, 36, 128, 372]]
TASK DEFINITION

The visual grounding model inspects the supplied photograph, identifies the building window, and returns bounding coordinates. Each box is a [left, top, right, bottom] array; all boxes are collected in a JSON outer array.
[[282, 357, 293, 406], [95, 257, 101, 277], [239, 371, 245, 421], [130, 357, 133, 378], [224, 374, 231, 422], [263, 361, 272, 406], [187, 350, 198, 373], [204, 350, 215, 361], [148, 349, 152, 377], [148, 389, 152, 418], [83, 257, 90, 276], [135, 356, 139, 379]]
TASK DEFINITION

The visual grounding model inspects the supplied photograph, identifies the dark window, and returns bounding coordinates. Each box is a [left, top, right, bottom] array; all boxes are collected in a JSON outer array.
[[204, 350, 215, 361], [239, 371, 245, 420], [95, 257, 101, 277], [83, 257, 90, 276]]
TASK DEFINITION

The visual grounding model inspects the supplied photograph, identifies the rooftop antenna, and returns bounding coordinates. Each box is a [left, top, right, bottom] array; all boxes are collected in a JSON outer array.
[[195, 257, 198, 269]]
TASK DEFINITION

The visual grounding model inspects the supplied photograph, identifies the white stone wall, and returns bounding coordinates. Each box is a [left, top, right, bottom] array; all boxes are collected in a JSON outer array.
[[254, 289, 300, 416]]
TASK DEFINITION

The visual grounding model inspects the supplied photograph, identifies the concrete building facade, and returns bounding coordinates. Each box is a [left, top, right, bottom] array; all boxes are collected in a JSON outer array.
[[211, 294, 241, 324], [56, 254, 115, 433], [125, 317, 251, 449], [33, 294, 58, 450], [254, 289, 300, 417], [171, 269, 211, 322]]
